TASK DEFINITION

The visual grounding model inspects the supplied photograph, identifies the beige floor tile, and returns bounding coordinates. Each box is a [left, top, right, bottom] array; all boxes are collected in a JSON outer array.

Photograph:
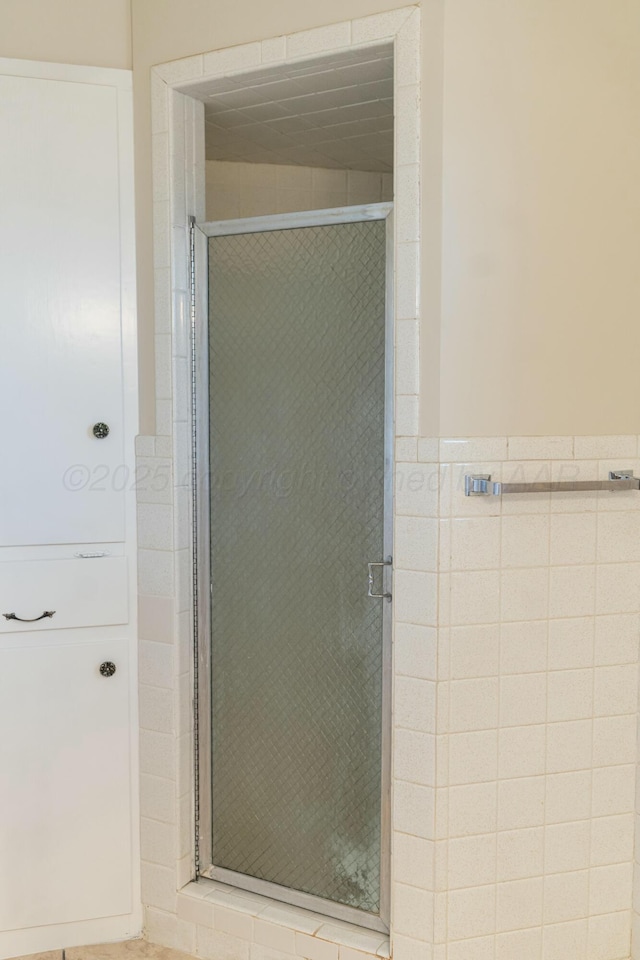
[[10, 952, 63, 960], [66, 942, 194, 960]]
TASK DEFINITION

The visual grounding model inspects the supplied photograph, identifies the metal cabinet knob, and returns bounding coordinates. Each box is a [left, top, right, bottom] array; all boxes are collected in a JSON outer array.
[[92, 422, 110, 439], [99, 661, 116, 677]]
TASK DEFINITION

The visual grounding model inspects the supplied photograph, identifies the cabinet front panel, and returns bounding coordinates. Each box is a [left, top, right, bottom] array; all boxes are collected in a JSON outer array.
[[0, 638, 132, 930], [0, 75, 126, 546], [0, 557, 128, 635]]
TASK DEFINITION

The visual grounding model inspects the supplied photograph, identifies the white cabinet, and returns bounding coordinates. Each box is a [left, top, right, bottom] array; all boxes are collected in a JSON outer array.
[[0, 68, 134, 547], [0, 639, 132, 931], [0, 59, 139, 958]]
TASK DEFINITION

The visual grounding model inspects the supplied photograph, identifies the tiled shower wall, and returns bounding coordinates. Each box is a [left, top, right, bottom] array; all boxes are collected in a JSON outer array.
[[205, 159, 393, 221], [428, 438, 640, 960]]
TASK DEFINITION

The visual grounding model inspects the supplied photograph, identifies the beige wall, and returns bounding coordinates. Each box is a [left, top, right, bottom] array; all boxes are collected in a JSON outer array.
[[132, 0, 640, 437], [0, 0, 131, 68], [440, 0, 640, 437]]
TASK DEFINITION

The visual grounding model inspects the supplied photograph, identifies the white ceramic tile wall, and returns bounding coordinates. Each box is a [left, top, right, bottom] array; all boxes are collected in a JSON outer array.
[[436, 440, 640, 960], [140, 9, 425, 960], [205, 160, 392, 221]]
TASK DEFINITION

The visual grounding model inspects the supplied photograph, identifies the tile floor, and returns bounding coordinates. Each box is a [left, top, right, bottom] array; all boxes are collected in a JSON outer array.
[[12, 943, 192, 960]]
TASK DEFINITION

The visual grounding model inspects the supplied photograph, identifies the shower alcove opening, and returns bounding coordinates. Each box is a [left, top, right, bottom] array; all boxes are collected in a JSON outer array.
[[145, 8, 424, 958]]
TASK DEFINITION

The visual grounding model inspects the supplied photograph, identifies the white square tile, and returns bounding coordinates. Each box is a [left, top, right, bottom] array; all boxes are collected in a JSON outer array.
[[395, 677, 436, 734], [495, 928, 541, 960], [587, 910, 632, 960], [394, 394, 418, 437], [543, 919, 587, 960], [594, 663, 638, 716], [139, 639, 173, 689], [548, 565, 596, 618], [394, 780, 434, 840], [448, 834, 496, 889], [544, 820, 590, 874], [394, 729, 435, 786], [395, 84, 420, 167], [395, 164, 420, 244], [496, 877, 543, 933], [589, 862, 633, 915], [550, 513, 597, 565], [448, 730, 498, 785], [447, 884, 496, 941], [574, 435, 638, 459], [501, 514, 550, 568], [500, 620, 548, 674], [261, 36, 287, 64], [497, 827, 544, 882], [392, 831, 433, 888], [592, 764, 636, 817], [447, 937, 494, 960], [508, 437, 573, 460], [286, 23, 352, 58], [543, 870, 589, 924], [591, 813, 634, 867], [498, 725, 546, 779], [417, 437, 439, 462], [394, 570, 437, 626], [449, 677, 499, 732], [394, 622, 437, 680], [547, 617, 594, 670], [396, 241, 420, 319], [439, 438, 508, 462], [500, 567, 548, 622], [392, 883, 433, 941], [547, 668, 593, 721], [202, 43, 262, 77], [546, 719, 592, 773], [596, 562, 640, 614], [155, 55, 204, 85], [395, 516, 438, 572], [497, 776, 545, 831], [594, 613, 640, 665], [395, 462, 439, 517], [593, 714, 637, 766], [447, 781, 497, 837], [544, 770, 592, 824], [450, 570, 500, 625], [499, 674, 546, 727], [598, 510, 640, 563], [449, 624, 500, 679], [449, 517, 501, 571]]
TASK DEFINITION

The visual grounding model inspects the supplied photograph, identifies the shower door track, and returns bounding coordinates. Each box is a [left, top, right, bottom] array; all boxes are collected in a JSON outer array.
[[192, 203, 394, 933]]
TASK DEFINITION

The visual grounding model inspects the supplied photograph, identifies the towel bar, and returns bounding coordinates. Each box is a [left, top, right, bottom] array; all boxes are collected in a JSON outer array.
[[464, 471, 640, 497]]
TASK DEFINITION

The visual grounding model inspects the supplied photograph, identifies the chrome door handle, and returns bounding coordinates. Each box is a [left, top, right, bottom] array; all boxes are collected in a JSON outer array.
[[3, 610, 56, 622], [367, 558, 392, 602]]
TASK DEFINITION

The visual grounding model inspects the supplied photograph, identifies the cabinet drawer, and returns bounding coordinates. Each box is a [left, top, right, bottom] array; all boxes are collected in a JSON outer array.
[[0, 557, 128, 633]]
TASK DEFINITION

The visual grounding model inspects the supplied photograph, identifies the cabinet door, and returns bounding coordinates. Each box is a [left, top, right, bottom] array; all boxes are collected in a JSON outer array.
[[0, 74, 127, 546], [0, 639, 132, 931]]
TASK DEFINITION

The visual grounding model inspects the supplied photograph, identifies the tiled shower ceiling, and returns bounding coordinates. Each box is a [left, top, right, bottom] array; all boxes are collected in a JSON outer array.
[[189, 44, 393, 172]]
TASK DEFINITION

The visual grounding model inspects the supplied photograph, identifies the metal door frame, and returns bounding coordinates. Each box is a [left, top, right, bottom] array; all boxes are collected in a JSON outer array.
[[191, 203, 394, 932]]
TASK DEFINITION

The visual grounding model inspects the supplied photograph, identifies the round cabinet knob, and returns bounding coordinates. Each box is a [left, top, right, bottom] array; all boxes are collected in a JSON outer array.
[[92, 422, 110, 439], [99, 661, 116, 677]]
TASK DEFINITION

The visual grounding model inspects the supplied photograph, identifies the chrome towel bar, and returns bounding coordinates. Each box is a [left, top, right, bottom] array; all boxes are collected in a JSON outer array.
[[465, 471, 640, 497]]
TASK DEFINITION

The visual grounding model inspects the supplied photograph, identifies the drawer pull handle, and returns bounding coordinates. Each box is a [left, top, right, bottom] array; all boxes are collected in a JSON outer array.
[[3, 610, 56, 623]]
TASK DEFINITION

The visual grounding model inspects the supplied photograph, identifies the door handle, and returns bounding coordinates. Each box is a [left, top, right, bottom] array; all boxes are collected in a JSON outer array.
[[367, 558, 392, 601], [3, 610, 56, 622]]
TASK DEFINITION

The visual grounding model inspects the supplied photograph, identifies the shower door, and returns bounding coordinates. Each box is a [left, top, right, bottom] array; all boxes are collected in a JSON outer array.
[[196, 205, 392, 930]]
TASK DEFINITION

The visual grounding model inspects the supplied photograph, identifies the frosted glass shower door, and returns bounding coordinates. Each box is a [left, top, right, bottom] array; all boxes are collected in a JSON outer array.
[[203, 210, 391, 927]]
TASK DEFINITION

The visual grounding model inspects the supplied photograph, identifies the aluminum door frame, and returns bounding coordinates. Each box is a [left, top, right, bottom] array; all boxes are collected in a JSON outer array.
[[192, 203, 394, 932]]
